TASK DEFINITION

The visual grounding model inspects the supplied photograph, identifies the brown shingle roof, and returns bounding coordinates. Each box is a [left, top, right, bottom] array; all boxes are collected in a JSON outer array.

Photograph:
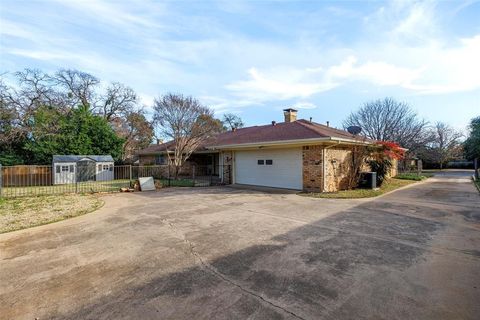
[[138, 119, 371, 154]]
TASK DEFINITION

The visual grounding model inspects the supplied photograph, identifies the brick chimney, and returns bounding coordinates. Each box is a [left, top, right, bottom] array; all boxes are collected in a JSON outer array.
[[283, 108, 298, 123]]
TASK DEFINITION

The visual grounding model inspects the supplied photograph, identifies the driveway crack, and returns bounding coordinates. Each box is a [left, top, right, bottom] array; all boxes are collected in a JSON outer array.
[[161, 218, 307, 320]]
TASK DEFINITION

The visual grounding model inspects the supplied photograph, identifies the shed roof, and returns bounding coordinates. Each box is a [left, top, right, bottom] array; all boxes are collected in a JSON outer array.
[[52, 155, 114, 163]]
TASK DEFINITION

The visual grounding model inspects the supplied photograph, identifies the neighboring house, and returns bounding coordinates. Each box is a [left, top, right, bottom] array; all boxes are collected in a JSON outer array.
[[52, 155, 114, 184], [138, 109, 398, 192]]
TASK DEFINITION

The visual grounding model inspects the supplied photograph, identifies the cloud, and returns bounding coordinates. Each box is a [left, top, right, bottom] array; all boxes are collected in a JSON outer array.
[[225, 67, 337, 101], [199, 95, 261, 113], [55, 0, 165, 30], [226, 28, 480, 103], [224, 56, 422, 102], [1, 0, 479, 120], [292, 102, 317, 109], [326, 56, 422, 87]]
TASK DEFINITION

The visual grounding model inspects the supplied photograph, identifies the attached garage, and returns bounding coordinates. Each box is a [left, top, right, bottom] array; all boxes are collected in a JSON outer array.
[[234, 148, 303, 190]]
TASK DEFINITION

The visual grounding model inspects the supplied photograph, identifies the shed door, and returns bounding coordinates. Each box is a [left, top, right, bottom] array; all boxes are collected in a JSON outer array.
[[54, 163, 76, 184], [234, 148, 302, 190]]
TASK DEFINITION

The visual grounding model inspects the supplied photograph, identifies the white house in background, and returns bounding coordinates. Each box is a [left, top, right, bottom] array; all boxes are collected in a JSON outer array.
[[52, 155, 114, 184]]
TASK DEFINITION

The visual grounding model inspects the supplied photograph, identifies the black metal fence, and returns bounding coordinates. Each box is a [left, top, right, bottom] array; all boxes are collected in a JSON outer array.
[[0, 164, 231, 198]]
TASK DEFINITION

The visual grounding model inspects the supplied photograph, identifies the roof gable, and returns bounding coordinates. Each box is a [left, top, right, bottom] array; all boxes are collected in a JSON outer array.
[[52, 155, 114, 162]]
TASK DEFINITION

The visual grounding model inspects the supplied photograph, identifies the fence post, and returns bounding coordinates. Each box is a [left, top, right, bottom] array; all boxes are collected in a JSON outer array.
[[129, 165, 132, 186], [75, 165, 78, 194], [0, 163, 3, 198], [475, 158, 479, 180], [168, 165, 171, 187], [192, 165, 196, 187]]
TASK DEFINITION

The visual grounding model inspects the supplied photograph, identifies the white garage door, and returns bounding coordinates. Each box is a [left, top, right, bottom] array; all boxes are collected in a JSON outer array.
[[234, 148, 303, 190]]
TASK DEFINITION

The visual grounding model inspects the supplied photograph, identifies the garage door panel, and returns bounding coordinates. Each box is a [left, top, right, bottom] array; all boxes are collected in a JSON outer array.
[[235, 148, 302, 189]]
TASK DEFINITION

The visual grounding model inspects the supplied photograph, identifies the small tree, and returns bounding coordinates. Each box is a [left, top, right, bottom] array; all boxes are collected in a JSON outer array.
[[367, 141, 405, 186], [153, 93, 222, 178], [419, 122, 463, 169]]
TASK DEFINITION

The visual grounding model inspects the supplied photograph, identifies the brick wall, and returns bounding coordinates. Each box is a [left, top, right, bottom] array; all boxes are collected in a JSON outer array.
[[324, 147, 354, 192], [302, 145, 324, 192], [221, 151, 233, 184], [139, 155, 155, 165], [388, 158, 399, 177]]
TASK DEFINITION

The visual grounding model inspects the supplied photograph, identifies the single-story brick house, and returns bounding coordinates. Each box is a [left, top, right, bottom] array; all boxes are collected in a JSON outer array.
[[138, 109, 398, 192]]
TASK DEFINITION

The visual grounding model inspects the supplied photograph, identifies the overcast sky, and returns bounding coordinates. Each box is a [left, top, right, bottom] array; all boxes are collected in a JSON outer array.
[[1, 0, 479, 130]]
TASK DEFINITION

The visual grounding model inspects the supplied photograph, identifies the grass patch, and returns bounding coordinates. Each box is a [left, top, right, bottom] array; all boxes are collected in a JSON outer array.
[[2, 179, 131, 198], [0, 194, 104, 233], [395, 172, 434, 181], [159, 178, 195, 187], [301, 178, 417, 199]]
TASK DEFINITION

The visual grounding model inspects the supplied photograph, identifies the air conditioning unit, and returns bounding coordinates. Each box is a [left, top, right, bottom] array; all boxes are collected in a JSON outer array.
[[359, 172, 377, 189]]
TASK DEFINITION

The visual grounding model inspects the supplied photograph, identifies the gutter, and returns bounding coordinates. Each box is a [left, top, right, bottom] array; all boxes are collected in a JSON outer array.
[[208, 136, 371, 151]]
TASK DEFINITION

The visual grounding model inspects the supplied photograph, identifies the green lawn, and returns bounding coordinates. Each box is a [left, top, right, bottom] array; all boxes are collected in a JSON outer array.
[[0, 194, 104, 233], [1, 177, 206, 198], [159, 178, 195, 187], [301, 178, 418, 199], [394, 172, 434, 181]]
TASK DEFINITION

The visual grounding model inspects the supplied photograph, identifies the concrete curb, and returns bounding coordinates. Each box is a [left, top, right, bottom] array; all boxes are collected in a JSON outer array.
[[472, 175, 480, 194], [301, 177, 432, 202]]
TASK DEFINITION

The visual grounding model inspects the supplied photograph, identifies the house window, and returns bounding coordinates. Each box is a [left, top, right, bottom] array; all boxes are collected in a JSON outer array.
[[97, 164, 102, 172], [155, 155, 167, 165], [257, 160, 264, 165], [103, 164, 109, 171], [61, 165, 69, 172], [69, 165, 74, 172], [109, 164, 113, 171], [56, 166, 60, 173], [266, 160, 273, 165]]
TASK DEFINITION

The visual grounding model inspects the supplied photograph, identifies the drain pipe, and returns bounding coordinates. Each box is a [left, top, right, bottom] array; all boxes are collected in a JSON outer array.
[[322, 140, 342, 192]]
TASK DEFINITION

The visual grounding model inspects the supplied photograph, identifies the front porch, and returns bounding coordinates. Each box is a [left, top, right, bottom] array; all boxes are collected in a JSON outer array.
[[187, 152, 220, 176]]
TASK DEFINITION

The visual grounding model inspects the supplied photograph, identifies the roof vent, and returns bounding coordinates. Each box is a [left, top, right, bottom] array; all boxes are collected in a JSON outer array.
[[272, 121, 276, 126], [326, 121, 330, 127]]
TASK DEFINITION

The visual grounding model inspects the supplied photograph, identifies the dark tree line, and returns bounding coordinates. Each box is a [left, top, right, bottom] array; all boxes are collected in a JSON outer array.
[[0, 69, 154, 165]]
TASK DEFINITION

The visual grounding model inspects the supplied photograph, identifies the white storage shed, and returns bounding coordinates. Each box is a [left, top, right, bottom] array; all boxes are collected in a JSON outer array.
[[52, 155, 114, 184]]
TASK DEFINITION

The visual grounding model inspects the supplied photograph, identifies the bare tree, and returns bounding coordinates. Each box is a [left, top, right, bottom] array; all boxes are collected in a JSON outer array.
[[222, 113, 244, 130], [153, 93, 222, 178], [53, 69, 99, 107], [111, 109, 154, 162], [419, 122, 463, 169], [343, 98, 429, 152], [100, 82, 138, 121]]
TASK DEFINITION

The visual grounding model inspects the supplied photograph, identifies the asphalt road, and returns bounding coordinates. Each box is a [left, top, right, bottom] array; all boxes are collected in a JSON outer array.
[[1, 170, 479, 319]]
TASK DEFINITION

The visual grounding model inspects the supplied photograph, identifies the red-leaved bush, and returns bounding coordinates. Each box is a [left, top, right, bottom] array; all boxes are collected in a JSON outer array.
[[377, 141, 405, 160], [367, 141, 405, 186]]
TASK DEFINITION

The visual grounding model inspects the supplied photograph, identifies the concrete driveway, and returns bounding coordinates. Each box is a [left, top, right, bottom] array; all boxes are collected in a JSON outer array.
[[1, 171, 479, 320]]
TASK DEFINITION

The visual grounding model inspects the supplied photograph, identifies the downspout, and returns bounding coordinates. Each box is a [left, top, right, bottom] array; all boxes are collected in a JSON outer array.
[[323, 141, 342, 192]]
